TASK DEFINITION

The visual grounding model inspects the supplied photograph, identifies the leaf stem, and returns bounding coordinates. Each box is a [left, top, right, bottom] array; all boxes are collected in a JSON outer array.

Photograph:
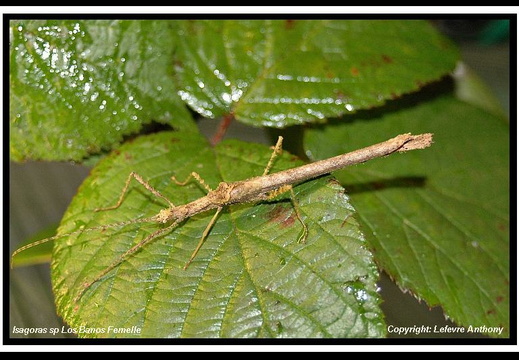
[[210, 112, 234, 146]]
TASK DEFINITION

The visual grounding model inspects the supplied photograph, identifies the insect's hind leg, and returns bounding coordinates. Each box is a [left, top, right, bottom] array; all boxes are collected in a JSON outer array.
[[95, 171, 175, 212], [261, 138, 308, 243], [265, 185, 309, 244], [183, 206, 223, 270], [289, 188, 308, 244]]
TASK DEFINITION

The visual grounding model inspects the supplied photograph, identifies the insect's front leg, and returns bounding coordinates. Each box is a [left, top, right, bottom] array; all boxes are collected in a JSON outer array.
[[96, 172, 175, 212]]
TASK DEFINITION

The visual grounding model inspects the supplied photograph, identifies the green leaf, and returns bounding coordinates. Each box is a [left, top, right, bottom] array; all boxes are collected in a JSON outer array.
[[453, 62, 508, 120], [51, 131, 384, 338], [10, 20, 195, 162], [174, 20, 459, 127], [304, 94, 510, 337]]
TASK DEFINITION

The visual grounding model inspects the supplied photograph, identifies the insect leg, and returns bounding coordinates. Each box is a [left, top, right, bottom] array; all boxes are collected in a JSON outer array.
[[265, 185, 308, 244], [95, 172, 175, 212], [74, 219, 181, 304], [10, 215, 158, 269], [183, 206, 223, 270], [262, 136, 284, 176], [289, 188, 308, 244]]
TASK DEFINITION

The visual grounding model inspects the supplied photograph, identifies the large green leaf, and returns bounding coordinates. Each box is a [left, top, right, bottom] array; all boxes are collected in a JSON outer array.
[[51, 131, 384, 338], [10, 20, 457, 162], [174, 20, 459, 127], [10, 20, 195, 162], [304, 94, 509, 337]]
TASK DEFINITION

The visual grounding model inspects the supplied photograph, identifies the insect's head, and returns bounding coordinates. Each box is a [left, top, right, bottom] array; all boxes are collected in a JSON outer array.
[[156, 208, 175, 223]]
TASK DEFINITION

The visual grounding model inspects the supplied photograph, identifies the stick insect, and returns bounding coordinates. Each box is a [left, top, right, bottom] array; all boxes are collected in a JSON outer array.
[[11, 133, 433, 304]]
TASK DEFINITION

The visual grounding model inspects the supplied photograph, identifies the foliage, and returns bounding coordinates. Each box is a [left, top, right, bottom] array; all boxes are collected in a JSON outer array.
[[10, 19, 509, 338]]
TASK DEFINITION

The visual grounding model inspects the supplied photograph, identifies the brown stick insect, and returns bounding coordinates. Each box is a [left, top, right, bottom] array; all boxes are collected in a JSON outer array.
[[11, 133, 433, 304]]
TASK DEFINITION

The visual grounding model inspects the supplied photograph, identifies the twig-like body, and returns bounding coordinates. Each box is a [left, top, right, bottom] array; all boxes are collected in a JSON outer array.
[[154, 133, 433, 224], [11, 133, 433, 304]]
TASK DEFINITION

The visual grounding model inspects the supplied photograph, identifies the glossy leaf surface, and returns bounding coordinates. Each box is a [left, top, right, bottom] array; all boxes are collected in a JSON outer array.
[[174, 20, 458, 127], [10, 20, 194, 161], [52, 131, 385, 338]]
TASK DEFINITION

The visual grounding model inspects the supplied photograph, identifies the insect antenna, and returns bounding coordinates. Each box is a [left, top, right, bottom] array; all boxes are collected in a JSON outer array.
[[10, 214, 159, 269]]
